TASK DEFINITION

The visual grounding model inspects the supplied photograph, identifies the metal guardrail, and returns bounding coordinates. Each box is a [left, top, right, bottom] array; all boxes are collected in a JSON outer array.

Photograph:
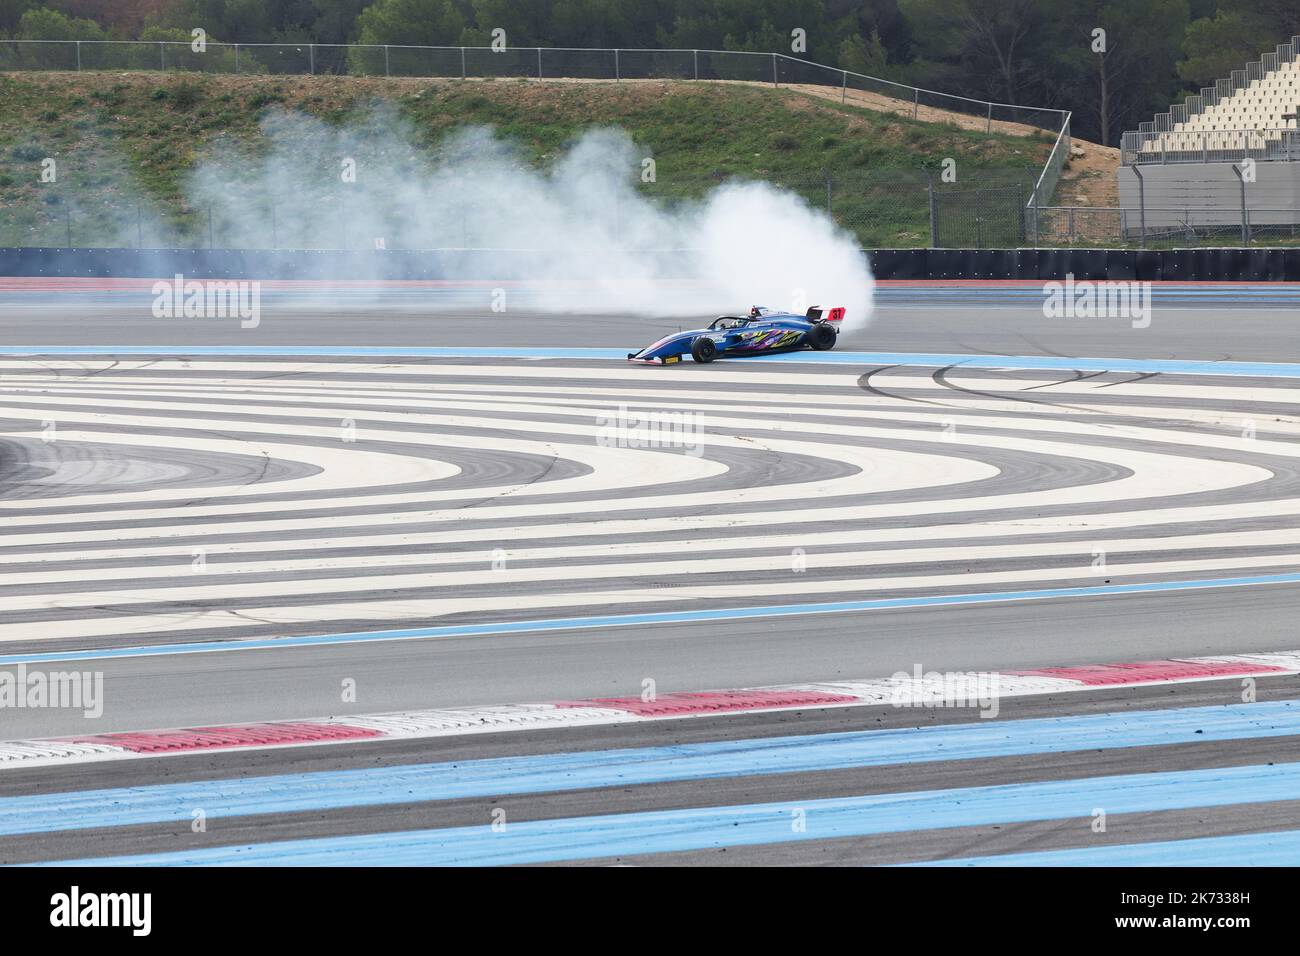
[[1121, 128, 1300, 166], [1026, 113, 1072, 232]]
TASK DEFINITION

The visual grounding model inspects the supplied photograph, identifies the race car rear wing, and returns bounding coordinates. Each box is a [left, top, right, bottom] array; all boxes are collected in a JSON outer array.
[[806, 306, 846, 323]]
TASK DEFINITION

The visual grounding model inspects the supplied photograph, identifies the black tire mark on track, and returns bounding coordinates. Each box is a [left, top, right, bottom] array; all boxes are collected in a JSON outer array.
[[856, 366, 949, 407], [1021, 369, 1110, 391], [1096, 371, 1162, 389], [930, 365, 1103, 416]]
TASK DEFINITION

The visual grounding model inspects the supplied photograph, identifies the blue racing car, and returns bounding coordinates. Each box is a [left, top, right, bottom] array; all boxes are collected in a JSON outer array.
[[627, 305, 845, 364]]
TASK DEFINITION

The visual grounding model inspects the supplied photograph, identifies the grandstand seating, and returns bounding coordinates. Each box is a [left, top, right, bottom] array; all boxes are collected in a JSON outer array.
[[1127, 36, 1300, 162]]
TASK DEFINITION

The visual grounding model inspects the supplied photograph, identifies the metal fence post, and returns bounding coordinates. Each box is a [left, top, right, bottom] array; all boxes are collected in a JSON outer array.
[[65, 208, 71, 248], [1132, 164, 1146, 248], [160, 41, 165, 71], [384, 45, 390, 76], [693, 49, 698, 80], [772, 53, 777, 87], [615, 49, 620, 81], [538, 47, 542, 79], [234, 44, 239, 73], [913, 88, 918, 119], [1034, 181, 1041, 248], [208, 206, 214, 249], [309, 44, 314, 75], [1232, 163, 1248, 245], [1017, 179, 1025, 244], [75, 40, 80, 71], [986, 102, 992, 133], [461, 47, 466, 79], [926, 170, 937, 248], [841, 70, 846, 103]]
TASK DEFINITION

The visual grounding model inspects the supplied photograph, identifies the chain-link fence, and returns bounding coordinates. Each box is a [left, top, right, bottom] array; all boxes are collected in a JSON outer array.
[[17, 174, 1300, 250], [0, 41, 1069, 135], [0, 169, 1054, 251], [1036, 205, 1300, 247]]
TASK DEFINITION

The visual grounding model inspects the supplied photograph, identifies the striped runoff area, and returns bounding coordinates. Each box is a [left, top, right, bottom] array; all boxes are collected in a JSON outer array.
[[3, 353, 1300, 655], [7, 692, 1300, 866]]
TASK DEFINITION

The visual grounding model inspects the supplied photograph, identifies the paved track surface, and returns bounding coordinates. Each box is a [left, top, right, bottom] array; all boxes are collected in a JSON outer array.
[[3, 286, 1300, 359], [2, 285, 1299, 865]]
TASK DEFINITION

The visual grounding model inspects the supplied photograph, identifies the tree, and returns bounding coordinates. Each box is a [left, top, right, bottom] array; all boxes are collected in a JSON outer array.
[[46, 1, 184, 38], [839, 28, 887, 75], [0, 0, 35, 36], [16, 6, 108, 40], [1177, 3, 1300, 89], [310, 0, 369, 44], [353, 0, 466, 45], [956, 0, 1043, 105]]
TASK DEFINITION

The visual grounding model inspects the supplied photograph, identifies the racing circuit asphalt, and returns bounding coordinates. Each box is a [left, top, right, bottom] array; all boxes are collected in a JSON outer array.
[[3, 284, 1300, 865], [2, 285, 1300, 359]]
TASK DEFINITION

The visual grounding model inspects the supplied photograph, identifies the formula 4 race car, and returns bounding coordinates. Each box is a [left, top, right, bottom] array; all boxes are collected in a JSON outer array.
[[627, 305, 846, 364]]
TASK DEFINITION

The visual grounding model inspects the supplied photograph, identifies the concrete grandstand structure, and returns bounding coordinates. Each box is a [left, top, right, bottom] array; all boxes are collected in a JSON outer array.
[[1119, 36, 1300, 238]]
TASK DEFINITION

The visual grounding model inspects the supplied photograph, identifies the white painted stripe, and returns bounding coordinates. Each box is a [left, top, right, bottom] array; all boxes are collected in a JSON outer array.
[[9, 551, 1300, 643], [4, 494, 1299, 569], [0, 429, 459, 498], [11, 527, 1300, 592], [0, 398, 1266, 540], [0, 432, 992, 539], [0, 739, 131, 765], [321, 705, 639, 736], [0, 407, 730, 515]]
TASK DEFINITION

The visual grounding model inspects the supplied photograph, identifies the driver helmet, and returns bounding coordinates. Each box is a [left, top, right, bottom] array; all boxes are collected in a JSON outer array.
[[748, 305, 763, 318]]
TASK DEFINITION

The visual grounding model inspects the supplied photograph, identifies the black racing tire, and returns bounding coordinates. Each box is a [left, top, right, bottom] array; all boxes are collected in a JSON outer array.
[[691, 337, 718, 363], [807, 322, 837, 351]]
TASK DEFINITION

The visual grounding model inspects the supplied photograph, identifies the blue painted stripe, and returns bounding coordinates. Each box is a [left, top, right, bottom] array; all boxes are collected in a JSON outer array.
[[3, 345, 1300, 377], [3, 702, 1297, 838], [7, 569, 1300, 666], [915, 828, 1300, 866], [29, 760, 1300, 866]]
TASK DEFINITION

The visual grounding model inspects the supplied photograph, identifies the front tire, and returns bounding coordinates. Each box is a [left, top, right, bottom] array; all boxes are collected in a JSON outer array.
[[806, 323, 836, 351], [691, 337, 718, 363]]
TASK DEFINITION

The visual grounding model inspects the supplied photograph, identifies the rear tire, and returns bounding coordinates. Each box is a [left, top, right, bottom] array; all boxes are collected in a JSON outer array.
[[807, 322, 836, 351], [691, 337, 717, 363]]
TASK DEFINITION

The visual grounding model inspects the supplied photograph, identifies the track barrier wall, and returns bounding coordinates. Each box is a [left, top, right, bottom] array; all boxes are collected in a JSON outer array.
[[3, 247, 1300, 283]]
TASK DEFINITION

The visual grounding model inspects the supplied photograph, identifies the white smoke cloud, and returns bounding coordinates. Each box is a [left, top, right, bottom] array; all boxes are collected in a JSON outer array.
[[187, 106, 874, 331]]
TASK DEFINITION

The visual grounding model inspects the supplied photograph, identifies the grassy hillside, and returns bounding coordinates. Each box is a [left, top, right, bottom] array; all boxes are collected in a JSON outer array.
[[0, 72, 1055, 249]]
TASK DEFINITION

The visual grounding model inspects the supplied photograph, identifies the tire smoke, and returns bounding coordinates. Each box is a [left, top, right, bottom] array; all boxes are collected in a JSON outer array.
[[186, 106, 875, 329]]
